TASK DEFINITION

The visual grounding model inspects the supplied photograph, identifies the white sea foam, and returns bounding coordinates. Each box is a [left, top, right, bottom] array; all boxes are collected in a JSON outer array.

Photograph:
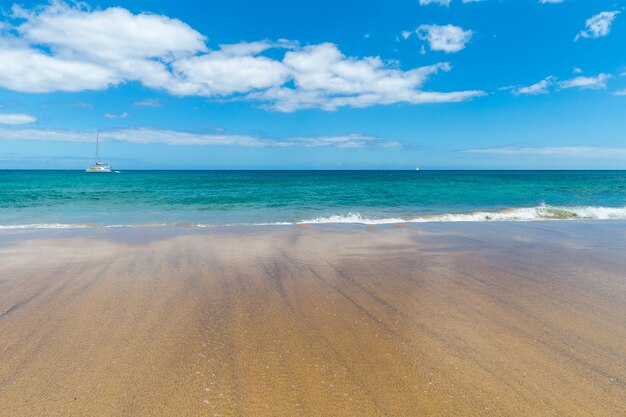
[[250, 222, 293, 226], [1, 206, 625, 229], [297, 213, 406, 225], [0, 223, 93, 229], [411, 205, 626, 223], [297, 205, 626, 225]]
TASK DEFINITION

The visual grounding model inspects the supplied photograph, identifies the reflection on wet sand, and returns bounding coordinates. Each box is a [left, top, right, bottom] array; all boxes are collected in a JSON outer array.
[[1, 223, 625, 416]]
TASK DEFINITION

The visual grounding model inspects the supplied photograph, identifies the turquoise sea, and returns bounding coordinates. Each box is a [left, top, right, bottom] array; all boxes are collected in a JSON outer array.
[[1, 170, 626, 228]]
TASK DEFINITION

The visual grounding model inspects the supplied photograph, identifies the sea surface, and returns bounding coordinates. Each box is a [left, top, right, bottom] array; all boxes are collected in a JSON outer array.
[[1, 170, 626, 228]]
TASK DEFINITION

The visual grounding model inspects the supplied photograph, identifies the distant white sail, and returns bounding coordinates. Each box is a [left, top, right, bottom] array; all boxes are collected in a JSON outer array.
[[85, 132, 116, 173]]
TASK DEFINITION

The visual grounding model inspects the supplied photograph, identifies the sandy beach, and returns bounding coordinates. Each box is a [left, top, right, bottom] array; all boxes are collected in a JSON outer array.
[[1, 222, 625, 417]]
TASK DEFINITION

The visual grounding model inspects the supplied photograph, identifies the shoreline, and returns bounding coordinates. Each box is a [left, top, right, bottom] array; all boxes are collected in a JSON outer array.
[[1, 222, 625, 416], [2, 218, 626, 241], [1, 215, 626, 229], [3, 205, 626, 229]]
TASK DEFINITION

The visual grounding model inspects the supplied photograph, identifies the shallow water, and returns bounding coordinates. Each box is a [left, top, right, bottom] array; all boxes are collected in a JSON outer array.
[[1, 170, 626, 226]]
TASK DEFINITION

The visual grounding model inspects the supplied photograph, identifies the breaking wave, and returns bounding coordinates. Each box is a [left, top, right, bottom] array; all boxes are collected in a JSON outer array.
[[297, 205, 626, 224], [1, 205, 626, 229]]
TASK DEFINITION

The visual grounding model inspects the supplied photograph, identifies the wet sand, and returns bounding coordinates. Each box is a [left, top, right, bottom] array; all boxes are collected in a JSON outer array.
[[1, 222, 625, 416]]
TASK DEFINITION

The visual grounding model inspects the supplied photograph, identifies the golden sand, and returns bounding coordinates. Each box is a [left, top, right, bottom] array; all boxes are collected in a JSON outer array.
[[0, 223, 625, 416]]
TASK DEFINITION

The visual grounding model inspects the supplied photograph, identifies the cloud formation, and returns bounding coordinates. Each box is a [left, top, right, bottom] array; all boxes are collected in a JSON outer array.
[[419, 0, 451, 5], [104, 112, 129, 119], [575, 11, 620, 41], [559, 73, 610, 90], [0, 113, 37, 124], [415, 24, 473, 53], [0, 127, 401, 149], [419, 0, 484, 5], [511, 76, 556, 95], [0, 2, 483, 111], [134, 99, 162, 108], [249, 45, 483, 111], [505, 73, 610, 95]]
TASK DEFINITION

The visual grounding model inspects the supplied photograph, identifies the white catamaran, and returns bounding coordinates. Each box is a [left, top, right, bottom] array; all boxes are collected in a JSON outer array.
[[85, 133, 117, 173]]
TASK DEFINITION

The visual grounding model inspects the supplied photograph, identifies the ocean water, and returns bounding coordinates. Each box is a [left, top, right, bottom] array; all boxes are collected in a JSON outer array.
[[1, 170, 626, 228]]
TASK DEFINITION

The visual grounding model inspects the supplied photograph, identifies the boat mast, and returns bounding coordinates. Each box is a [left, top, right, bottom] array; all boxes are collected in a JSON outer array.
[[96, 132, 99, 163]]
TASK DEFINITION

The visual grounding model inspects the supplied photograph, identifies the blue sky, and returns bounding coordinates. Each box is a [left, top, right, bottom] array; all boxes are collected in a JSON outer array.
[[0, 0, 625, 169]]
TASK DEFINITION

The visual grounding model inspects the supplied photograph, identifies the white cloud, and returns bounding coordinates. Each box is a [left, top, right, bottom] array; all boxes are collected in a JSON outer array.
[[170, 44, 291, 96], [612, 89, 626, 96], [0, 43, 120, 93], [42, 101, 95, 108], [467, 146, 626, 158], [575, 11, 620, 41], [420, 0, 484, 4], [104, 112, 129, 119], [1, 1, 205, 93], [416, 24, 473, 53], [15, 2, 207, 61], [511, 76, 556, 95], [559, 73, 610, 90], [419, 0, 451, 6], [0, 127, 399, 148], [69, 102, 94, 108], [0, 113, 37, 124], [0, 2, 482, 111], [133, 99, 162, 107], [505, 73, 614, 95], [539, 0, 564, 4], [179, 42, 483, 110], [247, 44, 484, 111]]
